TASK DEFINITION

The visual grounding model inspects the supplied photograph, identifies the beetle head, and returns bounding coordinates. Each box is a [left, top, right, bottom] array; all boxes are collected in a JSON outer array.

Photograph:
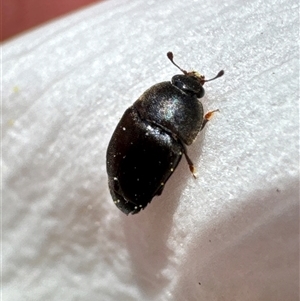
[[167, 51, 224, 87]]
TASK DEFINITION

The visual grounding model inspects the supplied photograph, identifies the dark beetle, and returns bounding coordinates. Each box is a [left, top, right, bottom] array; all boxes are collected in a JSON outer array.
[[106, 52, 224, 215]]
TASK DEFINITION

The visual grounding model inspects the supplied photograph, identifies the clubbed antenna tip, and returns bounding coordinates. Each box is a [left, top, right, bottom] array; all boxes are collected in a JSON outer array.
[[167, 51, 187, 74]]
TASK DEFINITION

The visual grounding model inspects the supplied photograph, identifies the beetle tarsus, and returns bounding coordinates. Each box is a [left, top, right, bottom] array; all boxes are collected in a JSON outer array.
[[200, 109, 220, 131], [189, 165, 197, 179], [181, 145, 197, 178]]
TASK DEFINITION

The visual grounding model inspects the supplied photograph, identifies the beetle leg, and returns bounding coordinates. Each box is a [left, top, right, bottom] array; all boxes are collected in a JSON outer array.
[[200, 109, 219, 131], [155, 184, 165, 196], [180, 143, 197, 179]]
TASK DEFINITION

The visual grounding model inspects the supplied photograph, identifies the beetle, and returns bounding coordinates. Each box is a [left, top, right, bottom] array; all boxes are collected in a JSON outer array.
[[106, 52, 224, 215]]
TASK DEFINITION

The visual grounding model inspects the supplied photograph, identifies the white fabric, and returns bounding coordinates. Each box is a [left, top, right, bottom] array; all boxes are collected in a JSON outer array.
[[2, 0, 299, 300]]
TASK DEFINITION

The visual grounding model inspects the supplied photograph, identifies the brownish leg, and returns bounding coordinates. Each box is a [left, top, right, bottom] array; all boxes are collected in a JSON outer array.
[[200, 109, 219, 131], [180, 143, 197, 178]]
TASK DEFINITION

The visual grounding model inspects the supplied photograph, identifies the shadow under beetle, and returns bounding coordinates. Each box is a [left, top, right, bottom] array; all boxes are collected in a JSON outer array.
[[106, 52, 224, 215]]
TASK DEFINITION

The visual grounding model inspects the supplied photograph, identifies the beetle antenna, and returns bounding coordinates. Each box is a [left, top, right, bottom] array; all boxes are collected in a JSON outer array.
[[167, 52, 187, 75], [204, 70, 224, 82]]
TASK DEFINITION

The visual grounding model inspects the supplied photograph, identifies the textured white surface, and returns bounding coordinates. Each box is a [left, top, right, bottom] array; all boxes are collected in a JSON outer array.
[[2, 0, 299, 300]]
